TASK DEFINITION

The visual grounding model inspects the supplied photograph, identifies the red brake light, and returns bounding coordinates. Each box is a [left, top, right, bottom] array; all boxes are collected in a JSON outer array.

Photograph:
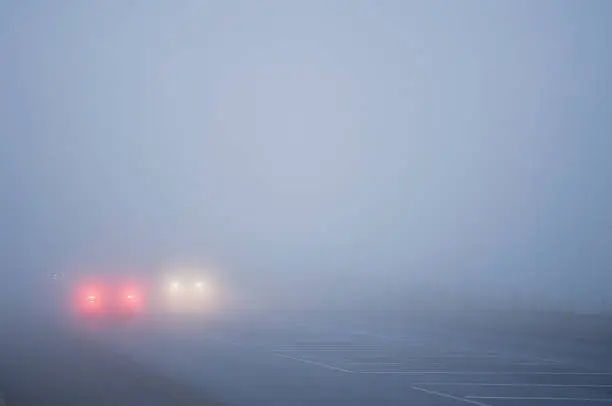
[[88, 295, 96, 302], [127, 294, 135, 300]]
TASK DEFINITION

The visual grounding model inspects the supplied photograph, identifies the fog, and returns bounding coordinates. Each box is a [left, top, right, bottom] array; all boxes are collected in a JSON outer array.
[[2, 1, 612, 314]]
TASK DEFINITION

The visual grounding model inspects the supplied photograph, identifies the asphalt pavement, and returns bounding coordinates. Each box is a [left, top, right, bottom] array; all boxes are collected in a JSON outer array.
[[2, 307, 612, 406], [0, 313, 225, 406], [86, 311, 612, 406]]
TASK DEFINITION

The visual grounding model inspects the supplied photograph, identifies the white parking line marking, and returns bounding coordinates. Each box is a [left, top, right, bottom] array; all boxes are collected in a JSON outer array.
[[195, 322, 608, 394], [412, 385, 490, 406], [504, 362, 564, 366], [415, 383, 612, 388], [273, 353, 354, 373], [397, 355, 541, 359], [272, 347, 383, 351], [533, 356, 563, 364], [351, 330, 426, 345], [353, 364, 408, 367], [356, 371, 612, 375], [351, 331, 398, 340], [466, 396, 612, 402]]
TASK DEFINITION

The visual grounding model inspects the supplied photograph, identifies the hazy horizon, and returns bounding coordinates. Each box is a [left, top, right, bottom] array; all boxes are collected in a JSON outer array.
[[2, 0, 611, 312]]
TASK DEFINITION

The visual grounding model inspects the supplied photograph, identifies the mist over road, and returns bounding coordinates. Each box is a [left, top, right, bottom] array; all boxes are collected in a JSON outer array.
[[2, 1, 612, 405], [37, 308, 612, 406], [0, 306, 225, 406], [3, 288, 612, 406]]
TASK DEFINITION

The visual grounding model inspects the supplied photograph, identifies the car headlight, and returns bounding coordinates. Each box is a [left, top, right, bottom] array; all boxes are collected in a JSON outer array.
[[170, 282, 180, 290]]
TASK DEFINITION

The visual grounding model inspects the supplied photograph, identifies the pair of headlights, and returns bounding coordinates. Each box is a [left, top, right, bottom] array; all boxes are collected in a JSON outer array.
[[170, 281, 204, 290]]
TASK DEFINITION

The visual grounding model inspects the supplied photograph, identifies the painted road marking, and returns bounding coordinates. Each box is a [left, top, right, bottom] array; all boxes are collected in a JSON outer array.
[[414, 381, 612, 405], [357, 371, 612, 375], [190, 322, 606, 387], [415, 383, 612, 388], [272, 346, 385, 351], [393, 354, 550, 359], [533, 356, 564, 364], [412, 385, 490, 406], [273, 353, 354, 373], [466, 395, 612, 402], [350, 330, 425, 345], [264, 343, 597, 378], [265, 353, 598, 376]]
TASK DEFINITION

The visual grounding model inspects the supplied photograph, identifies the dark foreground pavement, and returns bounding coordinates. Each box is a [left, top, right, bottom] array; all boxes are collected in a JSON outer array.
[[3, 307, 612, 406], [0, 313, 226, 406], [86, 310, 612, 406]]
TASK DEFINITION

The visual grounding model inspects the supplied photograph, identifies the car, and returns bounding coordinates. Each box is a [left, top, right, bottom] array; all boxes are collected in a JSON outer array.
[[162, 276, 214, 313], [75, 277, 143, 319]]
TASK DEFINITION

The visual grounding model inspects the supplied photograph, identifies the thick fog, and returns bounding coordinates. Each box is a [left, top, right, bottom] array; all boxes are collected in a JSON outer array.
[[1, 1, 611, 313]]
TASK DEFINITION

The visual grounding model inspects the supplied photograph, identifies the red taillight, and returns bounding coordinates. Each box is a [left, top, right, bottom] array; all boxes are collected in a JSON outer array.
[[88, 295, 96, 302], [127, 294, 134, 300]]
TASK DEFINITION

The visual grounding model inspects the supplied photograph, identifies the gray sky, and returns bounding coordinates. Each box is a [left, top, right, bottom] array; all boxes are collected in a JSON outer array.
[[1, 1, 611, 309]]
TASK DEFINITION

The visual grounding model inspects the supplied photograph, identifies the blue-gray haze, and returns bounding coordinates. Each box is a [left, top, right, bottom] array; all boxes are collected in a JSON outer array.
[[1, 1, 611, 312]]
